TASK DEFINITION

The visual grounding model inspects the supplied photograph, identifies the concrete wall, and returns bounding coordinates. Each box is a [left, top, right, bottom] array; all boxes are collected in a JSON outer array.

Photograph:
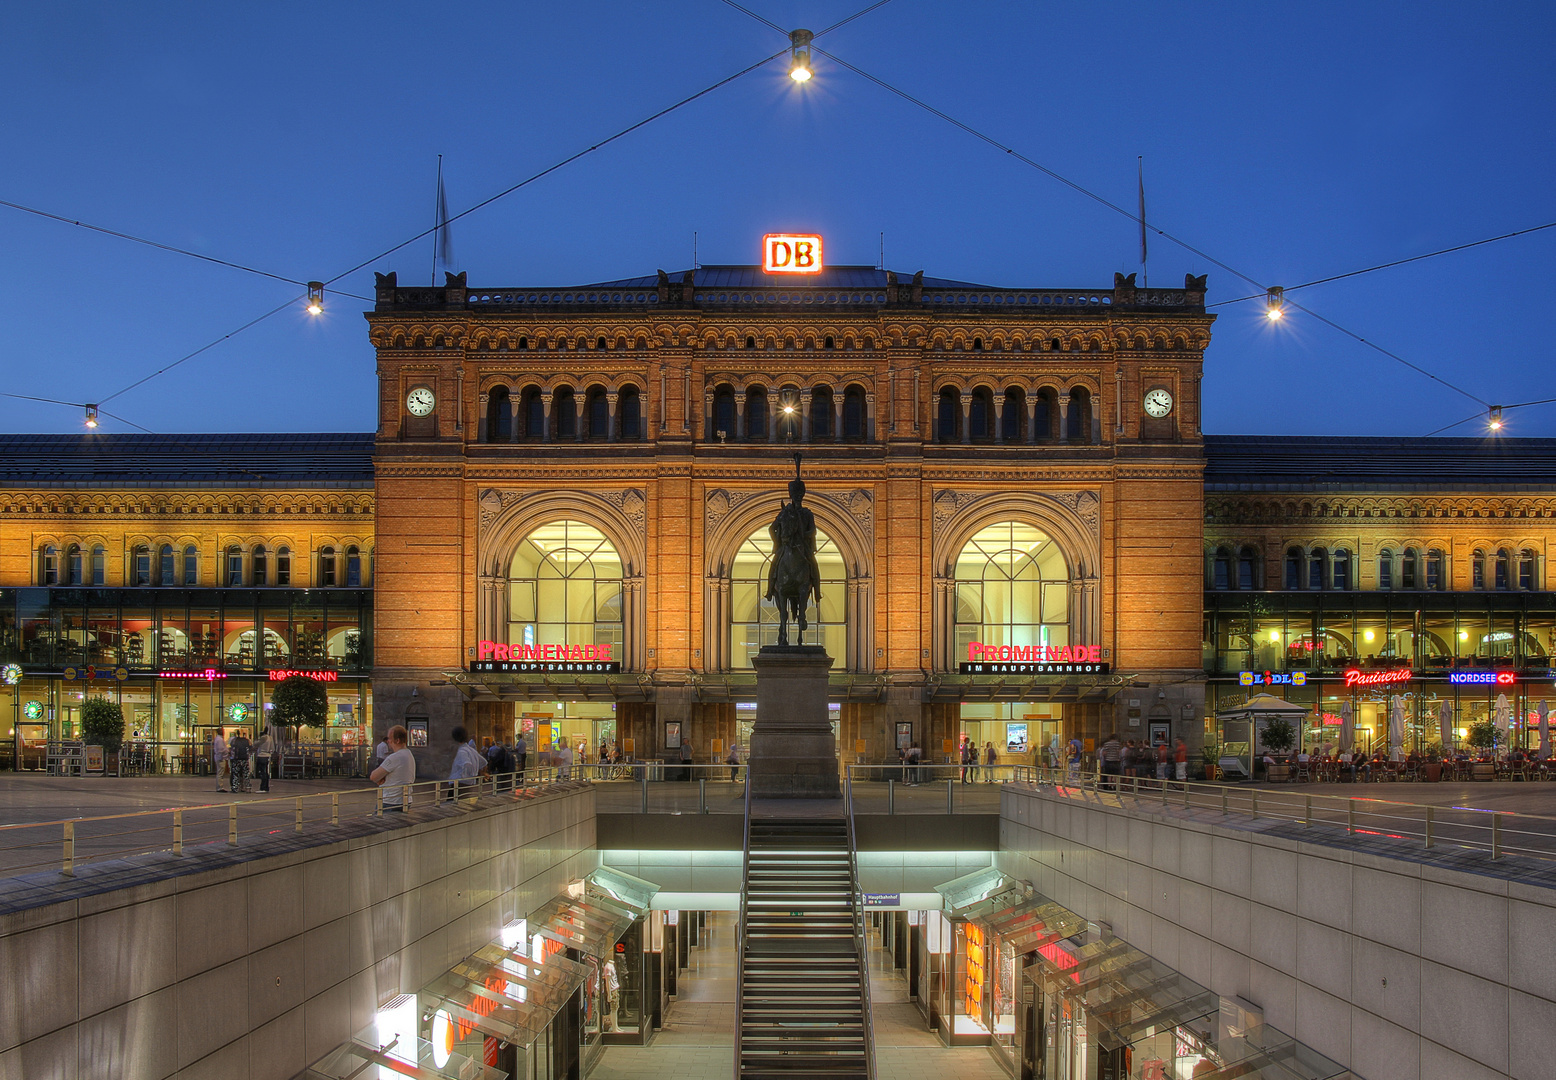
[[0, 787, 595, 1080], [998, 785, 1556, 1080]]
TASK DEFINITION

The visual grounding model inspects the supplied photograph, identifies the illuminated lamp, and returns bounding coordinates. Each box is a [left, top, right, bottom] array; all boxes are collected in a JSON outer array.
[[84, 405, 99, 428], [788, 29, 814, 82], [1264, 286, 1285, 321], [1489, 405, 1503, 432], [306, 281, 325, 316]]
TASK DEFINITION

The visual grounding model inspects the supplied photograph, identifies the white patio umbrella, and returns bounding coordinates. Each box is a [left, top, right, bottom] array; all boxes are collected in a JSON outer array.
[[1439, 699, 1453, 749], [1339, 701, 1353, 753], [1540, 700, 1550, 760], [1389, 697, 1405, 757], [1495, 693, 1512, 744]]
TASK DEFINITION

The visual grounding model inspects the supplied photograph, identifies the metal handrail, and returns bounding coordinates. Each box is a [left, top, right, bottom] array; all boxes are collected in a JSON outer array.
[[733, 760, 753, 1080], [844, 767, 876, 1079]]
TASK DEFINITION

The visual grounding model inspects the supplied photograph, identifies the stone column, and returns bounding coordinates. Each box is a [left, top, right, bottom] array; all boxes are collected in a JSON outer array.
[[994, 397, 1006, 444], [1027, 396, 1039, 444], [704, 389, 715, 440], [800, 388, 813, 442], [477, 391, 490, 442], [749, 646, 839, 798], [1058, 394, 1071, 444], [607, 392, 619, 443], [932, 574, 954, 670], [768, 394, 778, 443], [834, 394, 845, 442], [865, 392, 877, 442], [959, 392, 971, 445], [736, 394, 747, 441], [540, 391, 553, 440]]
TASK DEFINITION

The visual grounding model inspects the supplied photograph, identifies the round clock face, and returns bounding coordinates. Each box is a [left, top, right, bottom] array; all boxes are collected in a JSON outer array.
[[1143, 388, 1174, 418], [406, 386, 436, 416]]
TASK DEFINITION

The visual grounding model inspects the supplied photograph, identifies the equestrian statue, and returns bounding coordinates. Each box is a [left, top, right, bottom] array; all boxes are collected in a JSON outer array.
[[765, 454, 824, 646]]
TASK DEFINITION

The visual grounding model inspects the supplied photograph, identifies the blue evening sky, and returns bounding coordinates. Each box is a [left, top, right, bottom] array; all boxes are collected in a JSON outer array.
[[2, 2, 1552, 437]]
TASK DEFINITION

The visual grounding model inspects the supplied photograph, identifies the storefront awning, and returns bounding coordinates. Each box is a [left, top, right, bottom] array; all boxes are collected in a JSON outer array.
[[587, 865, 659, 914], [453, 946, 588, 1016], [529, 894, 636, 958], [934, 866, 1030, 919], [972, 897, 1088, 954]]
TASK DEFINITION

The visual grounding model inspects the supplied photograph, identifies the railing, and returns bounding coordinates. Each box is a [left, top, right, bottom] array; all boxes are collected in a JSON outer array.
[[732, 762, 752, 1080], [580, 762, 747, 814], [0, 768, 570, 879], [842, 767, 876, 1079], [998, 763, 1556, 863]]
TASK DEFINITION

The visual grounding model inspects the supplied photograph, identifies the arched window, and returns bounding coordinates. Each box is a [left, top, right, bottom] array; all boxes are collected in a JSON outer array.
[[587, 388, 609, 439], [1401, 548, 1418, 590], [131, 544, 151, 586], [183, 545, 199, 586], [1307, 548, 1327, 591], [1495, 548, 1512, 590], [713, 385, 737, 440], [553, 387, 577, 439], [811, 386, 833, 440], [1001, 389, 1024, 442], [522, 387, 545, 439], [345, 545, 362, 587], [824, 335, 835, 349], [1212, 549, 1231, 590], [1285, 547, 1302, 590], [41, 545, 58, 585], [253, 545, 268, 587], [729, 524, 845, 665], [1472, 549, 1486, 589], [1520, 549, 1537, 590], [319, 546, 337, 588], [1332, 549, 1351, 590], [745, 336, 756, 349], [1034, 388, 1057, 442], [507, 521, 624, 658], [1238, 547, 1257, 590], [486, 386, 512, 442], [159, 544, 175, 584], [66, 544, 83, 586], [276, 546, 291, 586], [968, 387, 993, 442], [842, 386, 866, 441], [1425, 549, 1443, 591], [1378, 549, 1394, 590], [954, 521, 1070, 660], [225, 545, 244, 586], [619, 385, 641, 439], [776, 386, 802, 442], [91, 545, 106, 586], [937, 387, 959, 443], [1066, 387, 1092, 444], [745, 387, 768, 441]]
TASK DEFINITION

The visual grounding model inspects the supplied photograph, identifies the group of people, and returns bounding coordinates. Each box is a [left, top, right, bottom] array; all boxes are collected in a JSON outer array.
[[209, 725, 274, 794], [958, 738, 1002, 783], [1096, 734, 1190, 788]]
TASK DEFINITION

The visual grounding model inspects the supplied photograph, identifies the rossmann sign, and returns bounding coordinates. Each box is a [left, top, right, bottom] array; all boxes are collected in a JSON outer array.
[[959, 643, 1108, 675], [471, 640, 620, 674]]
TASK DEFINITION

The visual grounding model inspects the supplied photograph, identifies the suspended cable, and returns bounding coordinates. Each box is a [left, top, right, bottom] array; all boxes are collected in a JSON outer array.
[[718, 0, 787, 35], [1209, 220, 1556, 308], [98, 297, 298, 405]]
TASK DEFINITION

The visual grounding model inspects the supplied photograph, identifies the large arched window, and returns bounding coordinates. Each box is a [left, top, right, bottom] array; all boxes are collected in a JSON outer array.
[[159, 544, 176, 585], [1472, 549, 1486, 590], [486, 386, 512, 442], [842, 386, 866, 440], [252, 545, 268, 587], [553, 387, 577, 440], [968, 387, 993, 442], [587, 388, 609, 439], [937, 387, 959, 443], [226, 545, 244, 586], [66, 544, 83, 586], [1034, 388, 1057, 442], [41, 544, 59, 585], [1495, 548, 1512, 590], [1425, 549, 1444, 591], [810, 386, 833, 440], [1237, 546, 1258, 590], [318, 546, 336, 588], [183, 545, 199, 586], [133, 544, 151, 586], [1520, 548, 1537, 590], [1212, 548, 1232, 590], [1285, 547, 1302, 590], [276, 546, 291, 586], [953, 521, 1070, 659], [1377, 549, 1394, 590], [1331, 549, 1351, 590], [1401, 548, 1418, 590], [523, 387, 545, 439], [713, 385, 737, 439], [729, 524, 845, 666], [1001, 389, 1024, 442], [619, 385, 641, 439], [745, 387, 768, 441], [1066, 388, 1092, 444], [345, 545, 362, 587], [507, 521, 624, 655]]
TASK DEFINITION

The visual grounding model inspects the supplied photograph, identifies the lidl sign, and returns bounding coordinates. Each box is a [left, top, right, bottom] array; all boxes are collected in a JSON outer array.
[[763, 233, 823, 274]]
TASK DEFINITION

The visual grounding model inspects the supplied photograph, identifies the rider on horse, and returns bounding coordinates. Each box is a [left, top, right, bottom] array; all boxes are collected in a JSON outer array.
[[765, 458, 823, 640]]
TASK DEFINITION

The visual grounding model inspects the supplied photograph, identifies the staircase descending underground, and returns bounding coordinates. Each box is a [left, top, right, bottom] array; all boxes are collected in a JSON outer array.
[[735, 793, 874, 1080]]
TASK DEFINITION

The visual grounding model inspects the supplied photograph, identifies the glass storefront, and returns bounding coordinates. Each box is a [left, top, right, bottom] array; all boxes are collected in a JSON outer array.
[[959, 702, 1062, 767], [515, 701, 619, 766]]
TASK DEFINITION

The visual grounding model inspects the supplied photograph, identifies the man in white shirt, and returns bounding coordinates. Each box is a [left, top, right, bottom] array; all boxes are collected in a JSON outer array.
[[447, 725, 487, 796], [371, 726, 416, 809], [212, 727, 228, 791], [374, 732, 390, 766]]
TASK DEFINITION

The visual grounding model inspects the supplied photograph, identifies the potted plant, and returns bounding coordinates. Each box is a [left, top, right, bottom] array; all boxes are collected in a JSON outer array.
[[80, 696, 125, 775], [1201, 736, 1220, 781], [1466, 719, 1498, 780], [1260, 719, 1296, 781]]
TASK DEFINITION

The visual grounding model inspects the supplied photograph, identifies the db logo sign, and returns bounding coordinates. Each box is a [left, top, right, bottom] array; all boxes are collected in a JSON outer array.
[[763, 233, 823, 274]]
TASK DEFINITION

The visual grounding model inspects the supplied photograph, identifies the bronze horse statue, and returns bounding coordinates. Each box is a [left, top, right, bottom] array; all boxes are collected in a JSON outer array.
[[765, 457, 823, 646]]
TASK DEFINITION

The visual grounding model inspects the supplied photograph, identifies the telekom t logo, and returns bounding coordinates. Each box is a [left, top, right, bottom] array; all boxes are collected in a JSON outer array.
[[763, 233, 823, 274]]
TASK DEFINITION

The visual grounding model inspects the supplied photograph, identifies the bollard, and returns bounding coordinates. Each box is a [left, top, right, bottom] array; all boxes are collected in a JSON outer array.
[[229, 803, 239, 845], [1492, 812, 1503, 859], [295, 797, 304, 833], [888, 778, 895, 816], [62, 821, 75, 877], [173, 808, 184, 854], [1347, 798, 1356, 835], [1424, 805, 1434, 849], [331, 793, 340, 827]]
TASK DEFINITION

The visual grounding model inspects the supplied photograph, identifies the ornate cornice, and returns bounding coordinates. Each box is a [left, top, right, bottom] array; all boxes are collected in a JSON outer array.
[[0, 490, 372, 516]]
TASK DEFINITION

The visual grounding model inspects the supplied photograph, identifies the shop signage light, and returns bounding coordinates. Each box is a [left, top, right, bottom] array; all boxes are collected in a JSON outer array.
[[1342, 667, 1412, 687], [159, 668, 226, 680], [1448, 670, 1518, 685], [762, 233, 823, 274], [472, 640, 621, 674], [267, 669, 339, 682], [1239, 671, 1307, 686], [959, 642, 1107, 675]]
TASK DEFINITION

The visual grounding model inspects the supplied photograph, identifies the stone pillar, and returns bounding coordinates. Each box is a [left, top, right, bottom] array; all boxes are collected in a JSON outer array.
[[834, 394, 845, 442], [800, 388, 813, 442], [1058, 394, 1071, 444], [607, 392, 619, 443], [1027, 396, 1039, 444], [865, 392, 877, 442], [749, 646, 839, 798], [540, 391, 553, 440], [704, 389, 715, 440], [736, 396, 747, 441], [959, 392, 971, 445], [768, 395, 778, 443]]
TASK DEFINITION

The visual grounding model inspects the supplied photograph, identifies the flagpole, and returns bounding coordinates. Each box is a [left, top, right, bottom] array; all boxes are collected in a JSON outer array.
[[432, 155, 443, 285], [1138, 155, 1148, 287]]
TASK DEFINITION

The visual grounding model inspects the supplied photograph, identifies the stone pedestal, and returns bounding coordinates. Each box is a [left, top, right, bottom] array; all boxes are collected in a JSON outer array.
[[748, 645, 840, 798]]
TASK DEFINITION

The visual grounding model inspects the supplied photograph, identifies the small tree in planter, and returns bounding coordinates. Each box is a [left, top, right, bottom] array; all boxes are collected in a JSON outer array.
[[80, 696, 125, 772], [1466, 719, 1498, 759], [270, 675, 329, 745], [1261, 718, 1296, 781], [1201, 736, 1221, 781]]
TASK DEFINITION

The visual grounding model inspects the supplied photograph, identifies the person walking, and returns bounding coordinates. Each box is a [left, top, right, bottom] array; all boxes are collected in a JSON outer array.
[[983, 741, 998, 783], [253, 728, 273, 792], [513, 731, 528, 778], [371, 725, 415, 810], [725, 741, 741, 781], [211, 726, 228, 791], [907, 742, 922, 786], [1155, 739, 1171, 784], [448, 725, 487, 797], [1100, 732, 1123, 789], [1067, 736, 1083, 781], [959, 737, 975, 784], [1174, 737, 1189, 783], [228, 729, 252, 793]]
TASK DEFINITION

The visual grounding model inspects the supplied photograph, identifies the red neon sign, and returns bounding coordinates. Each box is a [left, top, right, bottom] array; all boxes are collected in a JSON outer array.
[[967, 643, 1101, 664], [478, 641, 613, 662], [158, 669, 226, 681], [267, 669, 339, 682], [1343, 667, 1412, 688], [762, 233, 823, 274]]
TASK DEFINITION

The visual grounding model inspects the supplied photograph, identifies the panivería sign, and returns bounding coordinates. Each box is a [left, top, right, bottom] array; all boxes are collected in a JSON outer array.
[[959, 642, 1108, 675], [762, 233, 823, 274], [472, 640, 621, 674], [1342, 667, 1412, 687]]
